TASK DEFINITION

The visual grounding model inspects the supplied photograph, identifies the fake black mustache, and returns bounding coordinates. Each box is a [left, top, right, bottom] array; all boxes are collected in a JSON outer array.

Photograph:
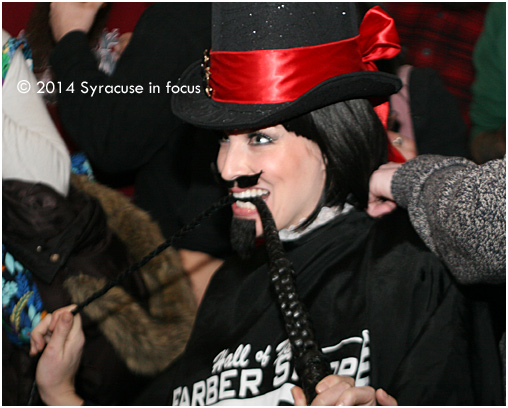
[[210, 162, 262, 189]]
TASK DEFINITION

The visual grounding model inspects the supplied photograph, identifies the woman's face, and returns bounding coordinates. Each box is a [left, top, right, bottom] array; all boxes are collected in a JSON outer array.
[[217, 124, 326, 237]]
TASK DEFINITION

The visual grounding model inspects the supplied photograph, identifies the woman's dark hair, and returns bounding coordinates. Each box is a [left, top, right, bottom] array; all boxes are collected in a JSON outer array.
[[283, 98, 387, 229]]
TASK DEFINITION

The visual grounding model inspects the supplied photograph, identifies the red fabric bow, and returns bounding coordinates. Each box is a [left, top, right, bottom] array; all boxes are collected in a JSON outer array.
[[209, 6, 401, 104], [359, 6, 401, 71]]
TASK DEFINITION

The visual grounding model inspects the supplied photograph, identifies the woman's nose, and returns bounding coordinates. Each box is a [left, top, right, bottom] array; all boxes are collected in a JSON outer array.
[[217, 141, 253, 182]]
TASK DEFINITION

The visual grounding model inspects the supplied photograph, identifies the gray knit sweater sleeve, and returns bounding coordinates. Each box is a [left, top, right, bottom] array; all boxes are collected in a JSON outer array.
[[391, 154, 506, 284]]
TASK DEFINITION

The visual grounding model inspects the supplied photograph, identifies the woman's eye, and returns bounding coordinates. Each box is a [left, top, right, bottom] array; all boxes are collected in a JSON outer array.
[[249, 133, 273, 145], [218, 135, 229, 144]]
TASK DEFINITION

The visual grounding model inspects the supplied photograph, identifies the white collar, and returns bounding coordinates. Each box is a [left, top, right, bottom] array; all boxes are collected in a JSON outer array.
[[278, 203, 353, 242]]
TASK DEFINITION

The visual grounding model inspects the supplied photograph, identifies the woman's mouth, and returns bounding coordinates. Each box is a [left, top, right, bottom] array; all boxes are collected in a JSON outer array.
[[231, 189, 269, 214]]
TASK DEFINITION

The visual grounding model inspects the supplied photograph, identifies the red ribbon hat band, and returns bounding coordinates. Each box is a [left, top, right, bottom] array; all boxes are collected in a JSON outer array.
[[208, 6, 401, 105]]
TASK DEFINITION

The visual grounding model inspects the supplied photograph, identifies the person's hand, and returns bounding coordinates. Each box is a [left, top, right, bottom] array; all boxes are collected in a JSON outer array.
[[367, 162, 402, 218], [30, 305, 85, 406], [376, 388, 398, 406], [387, 130, 418, 161], [50, 2, 104, 42], [291, 375, 398, 406]]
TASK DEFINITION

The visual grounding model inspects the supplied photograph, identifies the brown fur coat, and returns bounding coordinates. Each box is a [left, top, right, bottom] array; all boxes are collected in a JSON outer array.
[[67, 174, 196, 375]]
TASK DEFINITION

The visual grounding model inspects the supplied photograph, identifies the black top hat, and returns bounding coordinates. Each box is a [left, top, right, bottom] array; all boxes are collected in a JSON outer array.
[[172, 3, 402, 130]]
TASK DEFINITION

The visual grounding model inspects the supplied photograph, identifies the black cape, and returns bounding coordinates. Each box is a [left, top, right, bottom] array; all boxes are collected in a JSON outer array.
[[137, 209, 503, 405]]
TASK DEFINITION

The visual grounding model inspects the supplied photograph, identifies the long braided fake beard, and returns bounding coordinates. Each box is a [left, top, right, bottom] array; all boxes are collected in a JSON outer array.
[[73, 194, 331, 404], [249, 197, 332, 401], [230, 217, 257, 260]]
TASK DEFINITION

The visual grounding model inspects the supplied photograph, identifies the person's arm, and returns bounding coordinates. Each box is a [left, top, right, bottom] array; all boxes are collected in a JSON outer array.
[[49, 2, 104, 42], [30, 306, 85, 406], [386, 155, 505, 284], [49, 4, 211, 173]]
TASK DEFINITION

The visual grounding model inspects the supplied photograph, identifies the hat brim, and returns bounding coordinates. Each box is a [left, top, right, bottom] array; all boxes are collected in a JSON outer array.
[[172, 60, 402, 131]]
